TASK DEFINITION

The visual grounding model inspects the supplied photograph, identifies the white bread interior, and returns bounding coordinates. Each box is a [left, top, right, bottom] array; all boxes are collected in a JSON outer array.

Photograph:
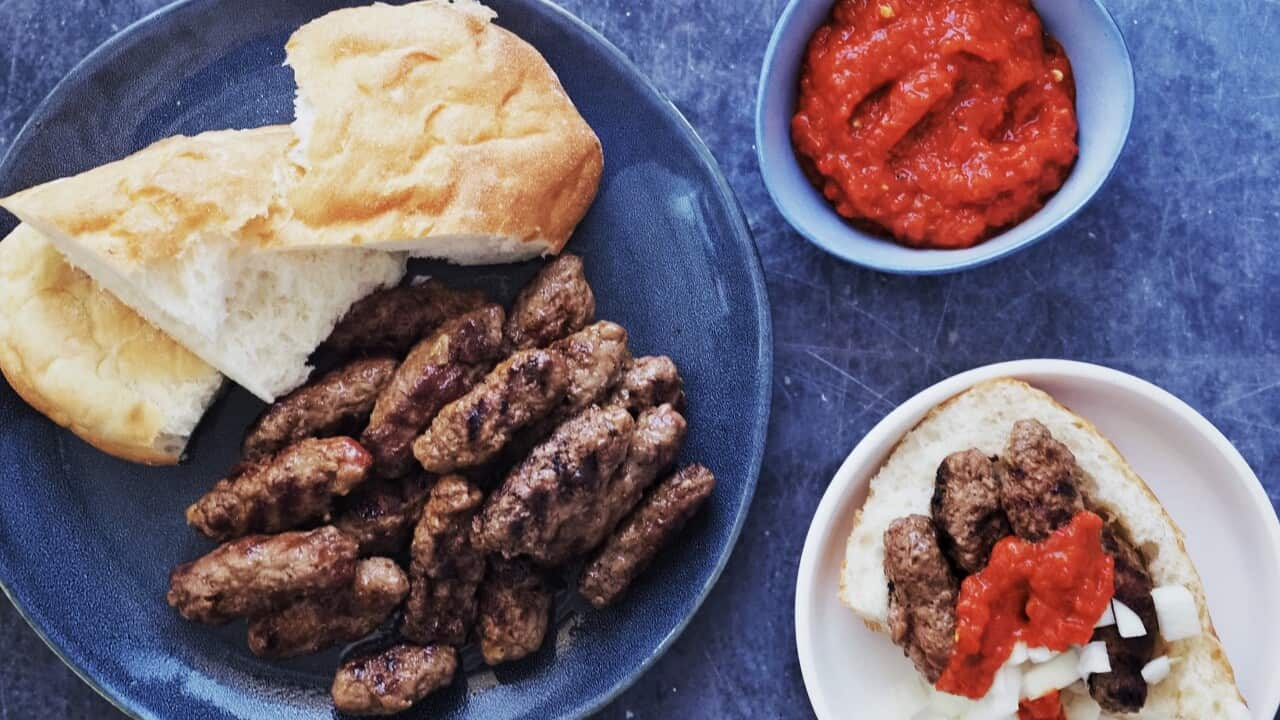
[[0, 224, 224, 464], [840, 378, 1245, 719], [0, 127, 407, 402], [278, 0, 602, 262]]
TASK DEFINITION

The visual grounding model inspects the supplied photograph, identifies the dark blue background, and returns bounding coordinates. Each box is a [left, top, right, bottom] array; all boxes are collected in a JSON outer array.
[[1, 0, 1277, 717]]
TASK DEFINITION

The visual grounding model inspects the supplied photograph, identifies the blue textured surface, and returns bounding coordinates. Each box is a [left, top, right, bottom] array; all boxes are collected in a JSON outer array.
[[0, 0, 1278, 718]]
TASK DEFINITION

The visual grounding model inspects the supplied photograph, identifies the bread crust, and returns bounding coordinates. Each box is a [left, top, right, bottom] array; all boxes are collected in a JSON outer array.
[[839, 377, 1245, 718], [0, 225, 223, 464], [280, 0, 602, 257]]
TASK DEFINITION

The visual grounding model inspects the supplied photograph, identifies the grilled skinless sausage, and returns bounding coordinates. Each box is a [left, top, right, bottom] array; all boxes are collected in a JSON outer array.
[[578, 464, 715, 608], [167, 526, 358, 624], [1089, 521, 1158, 713], [881, 514, 958, 684], [331, 644, 458, 716], [998, 419, 1086, 542], [477, 557, 553, 665], [247, 557, 408, 658], [412, 349, 568, 473], [569, 404, 687, 559], [605, 356, 686, 415], [1000, 419, 1155, 710], [402, 477, 486, 646], [472, 404, 635, 566], [504, 253, 595, 351], [362, 306, 506, 477], [333, 473, 433, 556], [481, 321, 632, 483], [186, 437, 373, 541], [241, 357, 398, 462], [931, 449, 1010, 575], [322, 281, 488, 358]]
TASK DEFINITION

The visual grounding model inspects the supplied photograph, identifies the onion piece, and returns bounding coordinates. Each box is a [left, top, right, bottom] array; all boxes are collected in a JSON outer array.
[[1007, 642, 1029, 666], [1076, 641, 1112, 679], [1093, 603, 1115, 629], [1022, 649, 1080, 700], [969, 664, 1022, 720], [1151, 585, 1201, 641], [1027, 646, 1056, 664], [1141, 655, 1171, 684], [1111, 599, 1146, 638]]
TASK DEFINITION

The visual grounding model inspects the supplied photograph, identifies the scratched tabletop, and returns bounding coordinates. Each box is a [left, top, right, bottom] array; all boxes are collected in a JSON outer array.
[[1, 0, 1277, 717]]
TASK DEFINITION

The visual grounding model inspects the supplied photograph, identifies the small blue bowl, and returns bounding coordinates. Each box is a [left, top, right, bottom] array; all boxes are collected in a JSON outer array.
[[755, 0, 1135, 274]]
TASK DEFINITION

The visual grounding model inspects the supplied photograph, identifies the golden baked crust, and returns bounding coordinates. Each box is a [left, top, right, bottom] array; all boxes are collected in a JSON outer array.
[[281, 0, 603, 257], [0, 225, 222, 464], [0, 127, 296, 268]]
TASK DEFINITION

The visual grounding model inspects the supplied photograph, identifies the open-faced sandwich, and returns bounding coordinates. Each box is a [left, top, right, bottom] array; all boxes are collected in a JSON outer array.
[[840, 379, 1247, 720]]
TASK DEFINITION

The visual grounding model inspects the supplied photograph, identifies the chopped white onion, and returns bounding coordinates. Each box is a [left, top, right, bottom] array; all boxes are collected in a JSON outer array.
[[1063, 693, 1103, 720], [969, 665, 1022, 720], [1093, 603, 1115, 629], [1026, 646, 1057, 664], [1140, 655, 1171, 685], [1111, 599, 1147, 638], [926, 688, 975, 716], [1075, 641, 1112, 679], [1006, 641, 1029, 666], [1021, 649, 1080, 699], [1151, 585, 1201, 641]]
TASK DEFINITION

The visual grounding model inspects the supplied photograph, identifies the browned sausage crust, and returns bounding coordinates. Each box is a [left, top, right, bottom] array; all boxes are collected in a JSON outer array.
[[323, 281, 488, 358], [241, 357, 398, 462], [333, 473, 432, 557], [569, 404, 687, 560], [504, 254, 595, 351], [331, 644, 457, 716], [362, 306, 505, 477], [487, 321, 631, 479], [402, 477, 485, 646], [247, 557, 408, 658], [605, 355, 686, 415], [998, 419, 1086, 542], [167, 526, 358, 624], [578, 464, 715, 608], [186, 437, 373, 541], [1089, 520, 1158, 713], [412, 349, 568, 473], [477, 557, 552, 666], [473, 404, 635, 566], [931, 449, 1009, 575], [882, 514, 958, 684]]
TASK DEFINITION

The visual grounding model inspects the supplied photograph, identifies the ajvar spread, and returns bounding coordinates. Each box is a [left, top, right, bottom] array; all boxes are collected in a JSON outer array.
[[1018, 690, 1067, 720], [936, 511, 1114, 699], [791, 0, 1079, 249]]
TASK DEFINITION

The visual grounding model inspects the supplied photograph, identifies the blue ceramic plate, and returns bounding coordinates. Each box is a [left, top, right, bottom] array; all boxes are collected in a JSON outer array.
[[0, 1, 771, 718], [756, 0, 1135, 274]]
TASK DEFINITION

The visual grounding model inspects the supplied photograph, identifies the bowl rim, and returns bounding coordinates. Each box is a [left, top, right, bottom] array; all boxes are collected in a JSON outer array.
[[793, 358, 1280, 719], [0, 1, 774, 718], [754, 0, 1137, 275]]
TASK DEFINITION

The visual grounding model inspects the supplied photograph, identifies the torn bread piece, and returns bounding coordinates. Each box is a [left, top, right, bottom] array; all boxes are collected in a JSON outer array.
[[280, 0, 603, 262], [841, 378, 1245, 719], [0, 224, 223, 463], [0, 127, 406, 402]]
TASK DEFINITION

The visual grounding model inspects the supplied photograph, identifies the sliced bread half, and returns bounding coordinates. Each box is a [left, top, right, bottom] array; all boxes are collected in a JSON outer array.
[[278, 0, 602, 262], [0, 127, 406, 402], [0, 224, 224, 463]]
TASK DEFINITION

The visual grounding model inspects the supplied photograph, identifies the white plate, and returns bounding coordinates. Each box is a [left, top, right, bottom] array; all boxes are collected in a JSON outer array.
[[795, 359, 1280, 719]]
